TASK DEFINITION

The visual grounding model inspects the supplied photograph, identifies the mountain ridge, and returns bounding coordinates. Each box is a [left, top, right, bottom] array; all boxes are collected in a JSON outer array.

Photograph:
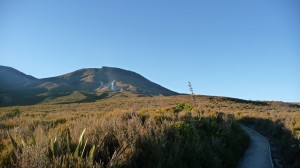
[[0, 65, 178, 106], [0, 65, 38, 90]]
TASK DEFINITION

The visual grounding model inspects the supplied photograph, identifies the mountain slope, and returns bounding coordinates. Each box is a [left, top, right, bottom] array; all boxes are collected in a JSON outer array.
[[42, 67, 176, 95], [0, 65, 38, 91], [0, 66, 178, 106]]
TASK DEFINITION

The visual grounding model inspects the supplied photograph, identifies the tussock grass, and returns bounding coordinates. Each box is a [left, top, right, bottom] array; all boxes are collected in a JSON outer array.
[[3, 112, 248, 167], [0, 95, 299, 167]]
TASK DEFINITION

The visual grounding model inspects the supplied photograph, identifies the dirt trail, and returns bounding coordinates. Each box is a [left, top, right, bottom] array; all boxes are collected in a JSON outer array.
[[238, 125, 273, 168]]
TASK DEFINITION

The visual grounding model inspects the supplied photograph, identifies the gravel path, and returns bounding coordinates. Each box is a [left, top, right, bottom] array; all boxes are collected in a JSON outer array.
[[238, 125, 273, 168]]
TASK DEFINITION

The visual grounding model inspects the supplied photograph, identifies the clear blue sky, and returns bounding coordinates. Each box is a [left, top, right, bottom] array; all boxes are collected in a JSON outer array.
[[0, 0, 299, 102]]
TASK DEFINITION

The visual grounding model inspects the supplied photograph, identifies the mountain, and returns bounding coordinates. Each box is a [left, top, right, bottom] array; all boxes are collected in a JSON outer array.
[[0, 66, 178, 106], [0, 65, 38, 90]]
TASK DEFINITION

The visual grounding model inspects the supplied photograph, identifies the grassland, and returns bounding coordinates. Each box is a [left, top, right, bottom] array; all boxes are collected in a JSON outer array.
[[0, 95, 299, 167]]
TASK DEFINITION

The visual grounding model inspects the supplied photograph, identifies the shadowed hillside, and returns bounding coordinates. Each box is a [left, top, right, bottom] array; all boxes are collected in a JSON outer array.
[[0, 66, 178, 106], [0, 65, 39, 91]]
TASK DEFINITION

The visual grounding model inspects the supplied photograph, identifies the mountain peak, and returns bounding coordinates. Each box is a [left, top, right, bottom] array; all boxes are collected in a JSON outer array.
[[0, 65, 37, 89], [0, 66, 178, 106]]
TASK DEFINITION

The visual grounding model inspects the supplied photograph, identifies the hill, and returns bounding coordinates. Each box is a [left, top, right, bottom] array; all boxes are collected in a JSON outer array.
[[0, 66, 178, 106], [0, 65, 38, 90]]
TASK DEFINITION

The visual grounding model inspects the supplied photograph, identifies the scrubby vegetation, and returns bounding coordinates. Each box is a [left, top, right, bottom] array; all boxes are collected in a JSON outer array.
[[0, 99, 250, 167], [239, 113, 300, 167], [0, 95, 299, 167], [0, 108, 21, 120]]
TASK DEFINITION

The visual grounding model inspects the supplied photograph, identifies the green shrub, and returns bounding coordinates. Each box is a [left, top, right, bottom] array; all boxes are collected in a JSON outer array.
[[0, 139, 14, 166], [175, 102, 194, 112], [1, 108, 21, 120]]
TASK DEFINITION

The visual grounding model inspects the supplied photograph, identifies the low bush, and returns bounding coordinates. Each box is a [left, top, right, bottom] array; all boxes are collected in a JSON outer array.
[[5, 109, 249, 168], [1, 108, 21, 120], [175, 102, 194, 112]]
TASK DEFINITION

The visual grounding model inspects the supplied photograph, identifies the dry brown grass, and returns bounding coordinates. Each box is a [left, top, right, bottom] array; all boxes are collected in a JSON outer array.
[[0, 95, 299, 167]]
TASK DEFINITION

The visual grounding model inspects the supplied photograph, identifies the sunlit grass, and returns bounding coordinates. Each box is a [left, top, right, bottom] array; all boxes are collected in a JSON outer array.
[[0, 95, 299, 167]]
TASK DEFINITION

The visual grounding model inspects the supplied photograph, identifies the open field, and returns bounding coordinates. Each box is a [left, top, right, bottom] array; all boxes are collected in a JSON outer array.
[[0, 95, 300, 167]]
